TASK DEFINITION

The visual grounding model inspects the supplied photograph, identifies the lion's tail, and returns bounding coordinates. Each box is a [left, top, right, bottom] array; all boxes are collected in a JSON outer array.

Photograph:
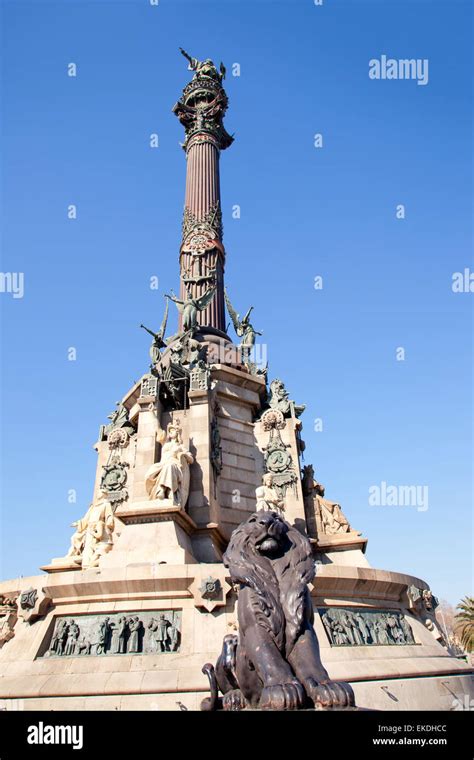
[[200, 663, 221, 711]]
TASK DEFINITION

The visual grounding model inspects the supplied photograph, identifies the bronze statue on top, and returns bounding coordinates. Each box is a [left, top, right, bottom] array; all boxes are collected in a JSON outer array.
[[201, 510, 355, 711], [179, 48, 226, 83]]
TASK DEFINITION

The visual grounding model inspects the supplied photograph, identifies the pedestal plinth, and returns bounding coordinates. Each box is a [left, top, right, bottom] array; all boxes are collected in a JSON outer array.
[[102, 500, 198, 567]]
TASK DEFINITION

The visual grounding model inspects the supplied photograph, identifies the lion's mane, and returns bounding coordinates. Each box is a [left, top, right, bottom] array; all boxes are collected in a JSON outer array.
[[223, 512, 315, 657]]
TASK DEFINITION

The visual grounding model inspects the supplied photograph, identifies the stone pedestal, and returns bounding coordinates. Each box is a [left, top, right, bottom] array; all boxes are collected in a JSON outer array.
[[103, 500, 197, 566], [0, 563, 472, 711], [314, 534, 370, 568], [3, 356, 470, 712], [131, 396, 162, 502]]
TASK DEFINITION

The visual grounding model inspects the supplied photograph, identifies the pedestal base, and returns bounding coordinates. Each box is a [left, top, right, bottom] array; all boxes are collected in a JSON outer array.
[[0, 563, 471, 712], [41, 557, 82, 574], [103, 500, 198, 566]]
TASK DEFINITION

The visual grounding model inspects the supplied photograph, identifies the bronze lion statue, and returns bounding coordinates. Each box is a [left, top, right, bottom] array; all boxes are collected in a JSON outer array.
[[201, 510, 355, 710]]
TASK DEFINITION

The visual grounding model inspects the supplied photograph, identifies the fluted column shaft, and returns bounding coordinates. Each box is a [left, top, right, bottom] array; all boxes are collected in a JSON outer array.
[[179, 134, 226, 332]]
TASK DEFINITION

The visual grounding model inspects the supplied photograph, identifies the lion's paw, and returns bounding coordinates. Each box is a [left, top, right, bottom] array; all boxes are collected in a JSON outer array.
[[304, 677, 355, 709], [222, 689, 246, 711], [259, 681, 305, 711]]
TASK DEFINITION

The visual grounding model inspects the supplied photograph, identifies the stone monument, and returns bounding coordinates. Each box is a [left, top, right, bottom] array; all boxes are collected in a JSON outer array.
[[0, 49, 472, 711]]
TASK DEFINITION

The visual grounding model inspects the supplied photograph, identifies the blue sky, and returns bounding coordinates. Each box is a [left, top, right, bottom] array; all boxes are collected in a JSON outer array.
[[0, 0, 472, 605]]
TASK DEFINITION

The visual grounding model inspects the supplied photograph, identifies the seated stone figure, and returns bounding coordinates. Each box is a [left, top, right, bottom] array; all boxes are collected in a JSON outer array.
[[201, 510, 355, 711], [316, 483, 351, 534], [302, 465, 351, 535], [67, 495, 115, 569], [255, 473, 285, 514], [145, 423, 193, 507]]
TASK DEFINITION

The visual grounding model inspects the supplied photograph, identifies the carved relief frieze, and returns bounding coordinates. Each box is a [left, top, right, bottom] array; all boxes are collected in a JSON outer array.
[[319, 607, 416, 647], [42, 610, 181, 658]]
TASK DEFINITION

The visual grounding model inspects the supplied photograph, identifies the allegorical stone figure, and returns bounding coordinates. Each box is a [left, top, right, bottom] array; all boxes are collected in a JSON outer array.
[[67, 495, 115, 569], [145, 423, 194, 507], [255, 473, 285, 515], [67, 519, 87, 559], [313, 481, 351, 535]]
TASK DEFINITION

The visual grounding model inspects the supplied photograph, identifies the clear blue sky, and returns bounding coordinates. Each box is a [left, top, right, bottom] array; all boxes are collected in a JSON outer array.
[[0, 0, 472, 605]]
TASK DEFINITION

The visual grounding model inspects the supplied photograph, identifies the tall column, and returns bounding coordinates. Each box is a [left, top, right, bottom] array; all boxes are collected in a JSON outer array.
[[173, 52, 233, 333]]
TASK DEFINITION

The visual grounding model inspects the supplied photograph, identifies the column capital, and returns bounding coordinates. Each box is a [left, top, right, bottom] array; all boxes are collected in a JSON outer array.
[[173, 54, 233, 152]]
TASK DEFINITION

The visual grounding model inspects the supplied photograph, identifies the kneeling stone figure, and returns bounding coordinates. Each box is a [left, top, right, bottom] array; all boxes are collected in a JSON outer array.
[[201, 510, 355, 711]]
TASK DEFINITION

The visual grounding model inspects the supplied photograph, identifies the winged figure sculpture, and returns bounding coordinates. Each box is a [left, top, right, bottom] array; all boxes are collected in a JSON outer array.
[[166, 284, 216, 332], [224, 287, 262, 361]]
